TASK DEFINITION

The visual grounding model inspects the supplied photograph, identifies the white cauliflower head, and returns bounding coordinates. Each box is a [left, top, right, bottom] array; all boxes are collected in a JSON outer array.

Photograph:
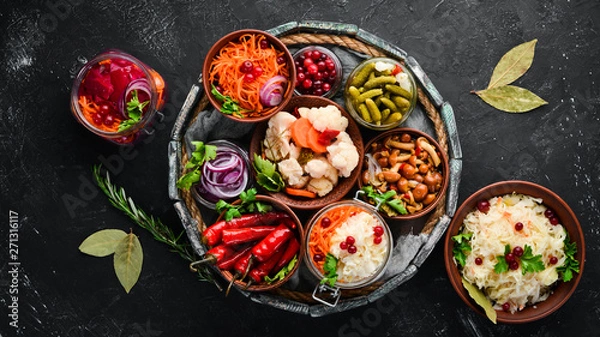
[[327, 132, 359, 178], [307, 178, 334, 197], [297, 105, 348, 132], [277, 158, 306, 188], [263, 111, 297, 161], [304, 156, 339, 185]]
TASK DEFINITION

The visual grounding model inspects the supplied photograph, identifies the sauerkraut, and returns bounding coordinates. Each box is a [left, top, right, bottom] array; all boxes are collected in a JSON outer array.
[[457, 193, 566, 313], [329, 211, 389, 283]]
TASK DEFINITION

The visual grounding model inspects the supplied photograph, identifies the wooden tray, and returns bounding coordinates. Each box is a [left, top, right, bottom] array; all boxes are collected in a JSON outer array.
[[167, 20, 463, 317]]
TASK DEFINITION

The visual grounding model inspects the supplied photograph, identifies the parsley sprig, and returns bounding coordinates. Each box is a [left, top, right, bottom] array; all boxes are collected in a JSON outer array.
[[494, 244, 545, 275], [557, 231, 580, 282], [361, 186, 408, 216], [321, 253, 338, 287], [211, 85, 245, 117], [252, 153, 285, 192], [176, 141, 218, 190], [118, 90, 149, 132], [215, 188, 272, 221], [451, 232, 473, 268], [265, 255, 298, 284]]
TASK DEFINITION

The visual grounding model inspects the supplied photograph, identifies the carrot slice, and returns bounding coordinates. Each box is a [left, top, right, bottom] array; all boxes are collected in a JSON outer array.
[[285, 187, 317, 198], [307, 127, 328, 153], [289, 117, 312, 148]]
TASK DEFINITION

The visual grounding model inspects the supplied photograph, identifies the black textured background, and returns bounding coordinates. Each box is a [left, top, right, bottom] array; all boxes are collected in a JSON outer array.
[[1, 1, 599, 336]]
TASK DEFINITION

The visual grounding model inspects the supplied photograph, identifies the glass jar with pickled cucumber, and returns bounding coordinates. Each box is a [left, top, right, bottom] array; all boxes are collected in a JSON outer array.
[[344, 57, 417, 131]]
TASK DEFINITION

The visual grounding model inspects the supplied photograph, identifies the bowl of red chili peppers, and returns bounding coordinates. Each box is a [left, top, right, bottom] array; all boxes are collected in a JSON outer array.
[[203, 29, 295, 123], [197, 193, 304, 292]]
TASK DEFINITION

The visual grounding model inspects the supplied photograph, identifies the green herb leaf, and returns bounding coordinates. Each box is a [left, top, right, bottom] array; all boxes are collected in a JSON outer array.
[[211, 84, 244, 117], [451, 232, 473, 268], [557, 231, 580, 282], [321, 253, 338, 287], [487, 39, 538, 89], [113, 232, 143, 293], [215, 188, 272, 222], [461, 278, 497, 324], [119, 90, 149, 132], [79, 229, 128, 257], [264, 255, 298, 284], [176, 141, 218, 190], [361, 186, 408, 216], [494, 255, 509, 274], [520, 244, 545, 275], [474, 85, 548, 113], [252, 154, 285, 192]]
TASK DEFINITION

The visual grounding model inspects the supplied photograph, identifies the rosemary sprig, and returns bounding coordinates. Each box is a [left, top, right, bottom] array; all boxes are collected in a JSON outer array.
[[92, 164, 216, 285]]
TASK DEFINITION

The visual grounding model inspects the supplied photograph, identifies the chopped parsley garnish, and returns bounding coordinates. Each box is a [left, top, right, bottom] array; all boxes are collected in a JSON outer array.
[[321, 253, 338, 287], [557, 231, 580, 282], [215, 188, 271, 221], [451, 232, 473, 268], [118, 90, 149, 132], [176, 141, 217, 190]]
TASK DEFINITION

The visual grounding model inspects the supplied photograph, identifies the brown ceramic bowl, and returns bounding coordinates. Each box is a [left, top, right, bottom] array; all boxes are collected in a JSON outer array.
[[202, 29, 296, 123], [249, 95, 364, 210], [444, 181, 585, 323], [358, 128, 448, 220], [212, 195, 304, 292]]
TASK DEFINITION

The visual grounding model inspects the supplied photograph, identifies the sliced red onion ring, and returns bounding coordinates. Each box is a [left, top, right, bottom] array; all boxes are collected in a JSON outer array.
[[259, 75, 287, 107], [196, 146, 249, 202], [118, 78, 152, 118]]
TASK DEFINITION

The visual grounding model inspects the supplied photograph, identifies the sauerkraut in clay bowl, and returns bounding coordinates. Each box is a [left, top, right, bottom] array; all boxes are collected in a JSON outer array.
[[249, 95, 364, 210], [444, 181, 585, 324], [304, 200, 393, 306]]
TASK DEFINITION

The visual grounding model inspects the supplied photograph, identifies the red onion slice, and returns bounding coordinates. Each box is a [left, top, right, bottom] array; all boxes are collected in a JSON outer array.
[[118, 78, 152, 118]]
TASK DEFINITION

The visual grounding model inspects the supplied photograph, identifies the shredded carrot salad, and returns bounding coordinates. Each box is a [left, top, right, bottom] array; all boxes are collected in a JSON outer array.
[[207, 33, 290, 117], [308, 205, 364, 271], [77, 96, 121, 132]]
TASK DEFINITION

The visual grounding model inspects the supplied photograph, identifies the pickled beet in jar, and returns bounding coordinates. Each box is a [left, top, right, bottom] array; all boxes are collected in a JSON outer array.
[[293, 46, 342, 98], [71, 49, 166, 144]]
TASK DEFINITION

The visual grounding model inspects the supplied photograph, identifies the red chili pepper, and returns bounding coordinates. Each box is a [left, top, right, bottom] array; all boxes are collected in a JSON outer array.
[[221, 226, 276, 246], [202, 211, 290, 246], [391, 64, 402, 75], [251, 224, 293, 263], [233, 249, 254, 277], [281, 217, 297, 230], [205, 245, 236, 264], [272, 237, 300, 273], [248, 246, 286, 284], [216, 246, 253, 271]]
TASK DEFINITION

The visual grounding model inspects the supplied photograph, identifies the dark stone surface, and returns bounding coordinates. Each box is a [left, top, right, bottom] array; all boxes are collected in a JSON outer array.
[[1, 1, 599, 336]]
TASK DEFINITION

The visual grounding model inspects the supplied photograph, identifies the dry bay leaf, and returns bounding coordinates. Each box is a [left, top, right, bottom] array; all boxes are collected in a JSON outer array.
[[114, 232, 143, 293], [475, 85, 548, 113], [79, 229, 128, 257], [487, 39, 538, 89], [461, 277, 497, 324]]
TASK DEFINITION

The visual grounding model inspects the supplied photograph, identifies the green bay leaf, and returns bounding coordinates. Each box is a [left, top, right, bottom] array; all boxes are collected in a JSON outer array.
[[79, 229, 128, 257], [475, 85, 547, 113], [461, 277, 497, 324], [114, 233, 143, 293], [487, 39, 537, 89]]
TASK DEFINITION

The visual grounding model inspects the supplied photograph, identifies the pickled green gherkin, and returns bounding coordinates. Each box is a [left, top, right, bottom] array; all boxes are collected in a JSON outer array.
[[357, 88, 383, 103], [350, 62, 376, 87], [364, 76, 397, 90], [365, 98, 382, 122], [385, 84, 412, 100], [358, 103, 372, 122], [384, 112, 403, 124]]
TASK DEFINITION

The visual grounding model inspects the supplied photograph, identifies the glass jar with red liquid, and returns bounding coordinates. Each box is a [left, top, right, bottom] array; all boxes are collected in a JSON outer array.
[[70, 49, 166, 144]]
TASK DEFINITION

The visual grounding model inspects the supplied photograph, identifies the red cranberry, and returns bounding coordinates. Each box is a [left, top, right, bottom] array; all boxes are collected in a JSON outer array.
[[251, 66, 263, 78], [340, 241, 348, 250], [303, 58, 314, 68], [373, 236, 382, 245], [92, 113, 103, 125], [314, 88, 324, 96], [476, 200, 490, 213], [276, 56, 286, 65], [313, 254, 324, 262], [293, 48, 339, 96], [259, 39, 269, 49], [345, 236, 355, 245], [317, 61, 326, 71], [544, 209, 555, 218], [103, 114, 115, 126], [239, 60, 253, 73], [475, 257, 483, 265], [243, 73, 255, 83], [373, 226, 384, 237], [514, 222, 524, 231], [297, 72, 306, 82], [99, 103, 111, 115], [513, 246, 524, 257], [549, 217, 559, 225], [505, 253, 515, 263], [549, 256, 558, 265], [302, 78, 312, 89], [509, 261, 519, 270], [502, 302, 510, 312], [347, 245, 357, 254], [311, 50, 321, 60], [307, 64, 318, 75], [322, 82, 331, 92], [321, 217, 331, 228]]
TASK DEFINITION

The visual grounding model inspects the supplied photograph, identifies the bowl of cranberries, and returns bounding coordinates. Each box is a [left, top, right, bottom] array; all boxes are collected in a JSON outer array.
[[444, 180, 585, 323], [202, 29, 295, 123], [293, 46, 343, 98]]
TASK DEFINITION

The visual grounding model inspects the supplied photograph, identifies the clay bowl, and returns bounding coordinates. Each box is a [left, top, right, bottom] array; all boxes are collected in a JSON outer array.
[[357, 128, 449, 220], [211, 195, 304, 292], [444, 181, 585, 323], [202, 29, 295, 123], [249, 95, 364, 210]]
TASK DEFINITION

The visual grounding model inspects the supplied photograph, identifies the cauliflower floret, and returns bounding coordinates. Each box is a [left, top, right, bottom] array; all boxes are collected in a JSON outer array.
[[297, 105, 348, 132], [288, 143, 301, 160], [307, 178, 334, 197], [277, 158, 306, 188], [327, 132, 359, 178], [395, 72, 413, 94], [263, 112, 297, 161], [304, 156, 339, 185]]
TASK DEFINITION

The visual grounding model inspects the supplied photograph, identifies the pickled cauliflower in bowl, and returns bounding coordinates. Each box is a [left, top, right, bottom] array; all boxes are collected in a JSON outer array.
[[306, 201, 392, 288]]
